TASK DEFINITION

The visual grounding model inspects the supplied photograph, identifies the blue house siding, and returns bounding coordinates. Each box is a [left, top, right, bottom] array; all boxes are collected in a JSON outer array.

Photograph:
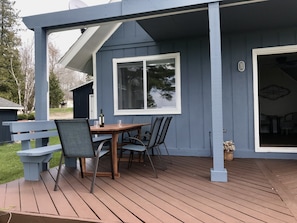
[[0, 110, 18, 143], [222, 28, 297, 159], [95, 21, 297, 159], [72, 82, 93, 118]]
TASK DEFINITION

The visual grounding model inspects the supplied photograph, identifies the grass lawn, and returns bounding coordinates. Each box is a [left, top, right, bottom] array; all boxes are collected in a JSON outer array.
[[0, 137, 61, 184]]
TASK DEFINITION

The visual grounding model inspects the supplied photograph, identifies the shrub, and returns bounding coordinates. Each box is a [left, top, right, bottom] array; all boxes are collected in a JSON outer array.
[[27, 113, 35, 120], [17, 113, 27, 120], [17, 113, 35, 120]]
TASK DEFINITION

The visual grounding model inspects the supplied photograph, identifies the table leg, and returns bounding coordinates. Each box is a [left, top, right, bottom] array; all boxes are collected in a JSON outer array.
[[82, 133, 120, 178], [86, 133, 119, 178], [137, 127, 141, 139], [111, 132, 120, 177]]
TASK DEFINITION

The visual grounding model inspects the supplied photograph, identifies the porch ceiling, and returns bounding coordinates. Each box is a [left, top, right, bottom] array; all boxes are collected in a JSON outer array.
[[137, 0, 297, 41], [61, 0, 297, 73]]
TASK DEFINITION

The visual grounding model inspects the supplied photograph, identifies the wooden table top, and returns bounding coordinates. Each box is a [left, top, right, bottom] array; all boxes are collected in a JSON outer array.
[[90, 123, 149, 134]]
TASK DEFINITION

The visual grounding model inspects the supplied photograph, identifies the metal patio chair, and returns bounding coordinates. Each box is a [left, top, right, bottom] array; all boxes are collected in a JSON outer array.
[[120, 116, 153, 159], [54, 119, 112, 193], [120, 117, 164, 178], [121, 116, 153, 142], [156, 116, 172, 162]]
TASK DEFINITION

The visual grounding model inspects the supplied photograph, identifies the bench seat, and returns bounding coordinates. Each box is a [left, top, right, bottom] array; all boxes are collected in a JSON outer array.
[[17, 144, 62, 181], [2, 120, 64, 181], [17, 144, 62, 157]]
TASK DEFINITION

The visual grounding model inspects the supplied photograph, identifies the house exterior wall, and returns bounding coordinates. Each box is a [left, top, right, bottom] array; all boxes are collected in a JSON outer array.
[[96, 21, 297, 159], [0, 110, 17, 143], [73, 83, 93, 118]]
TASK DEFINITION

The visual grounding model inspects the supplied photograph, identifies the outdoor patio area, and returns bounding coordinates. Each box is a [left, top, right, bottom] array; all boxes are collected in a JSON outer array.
[[1, 156, 297, 222]]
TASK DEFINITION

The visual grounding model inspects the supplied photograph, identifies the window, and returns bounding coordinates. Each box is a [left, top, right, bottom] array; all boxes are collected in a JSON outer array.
[[113, 53, 181, 115]]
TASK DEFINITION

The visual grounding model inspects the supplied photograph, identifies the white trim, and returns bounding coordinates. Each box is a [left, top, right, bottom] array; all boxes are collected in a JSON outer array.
[[69, 80, 93, 91], [113, 53, 181, 115], [253, 44, 297, 153], [0, 107, 23, 110], [59, 26, 100, 69], [89, 94, 95, 119], [92, 52, 98, 118], [59, 22, 122, 74]]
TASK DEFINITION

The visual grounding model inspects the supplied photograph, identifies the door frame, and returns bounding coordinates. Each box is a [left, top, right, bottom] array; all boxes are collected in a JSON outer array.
[[253, 44, 297, 153]]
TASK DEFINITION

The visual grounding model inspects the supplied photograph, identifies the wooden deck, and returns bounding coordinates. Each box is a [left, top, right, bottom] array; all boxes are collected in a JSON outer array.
[[1, 156, 297, 222]]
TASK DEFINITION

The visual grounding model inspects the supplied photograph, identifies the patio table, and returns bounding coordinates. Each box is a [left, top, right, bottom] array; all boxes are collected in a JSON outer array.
[[85, 123, 149, 178]]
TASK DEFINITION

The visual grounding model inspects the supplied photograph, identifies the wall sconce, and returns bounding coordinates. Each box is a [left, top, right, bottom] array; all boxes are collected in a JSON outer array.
[[237, 60, 245, 72]]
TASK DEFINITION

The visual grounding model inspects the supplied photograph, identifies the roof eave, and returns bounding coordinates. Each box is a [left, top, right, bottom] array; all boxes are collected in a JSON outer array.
[[23, 0, 219, 32], [59, 22, 122, 74]]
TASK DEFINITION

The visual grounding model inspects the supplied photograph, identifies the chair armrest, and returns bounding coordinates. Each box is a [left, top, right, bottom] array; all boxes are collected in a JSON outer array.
[[126, 137, 146, 146], [96, 140, 110, 153]]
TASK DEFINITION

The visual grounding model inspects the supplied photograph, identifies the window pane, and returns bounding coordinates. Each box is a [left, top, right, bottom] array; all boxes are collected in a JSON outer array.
[[146, 59, 176, 109], [117, 62, 144, 109]]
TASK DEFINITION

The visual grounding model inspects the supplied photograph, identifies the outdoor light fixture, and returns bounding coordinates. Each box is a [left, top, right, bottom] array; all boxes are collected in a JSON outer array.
[[237, 60, 245, 72]]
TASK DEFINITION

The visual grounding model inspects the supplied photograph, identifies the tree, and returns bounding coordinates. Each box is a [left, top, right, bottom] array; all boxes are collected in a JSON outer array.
[[0, 0, 22, 103], [48, 39, 86, 104], [49, 72, 64, 108], [19, 40, 35, 112], [48, 41, 64, 107]]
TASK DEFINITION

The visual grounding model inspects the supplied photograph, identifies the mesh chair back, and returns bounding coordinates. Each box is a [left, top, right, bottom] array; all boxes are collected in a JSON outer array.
[[147, 117, 164, 148], [158, 117, 172, 144], [129, 115, 153, 140], [132, 116, 153, 137], [55, 119, 95, 158]]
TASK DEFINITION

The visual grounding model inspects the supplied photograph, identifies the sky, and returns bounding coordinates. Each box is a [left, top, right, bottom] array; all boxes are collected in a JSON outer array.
[[14, 0, 113, 54]]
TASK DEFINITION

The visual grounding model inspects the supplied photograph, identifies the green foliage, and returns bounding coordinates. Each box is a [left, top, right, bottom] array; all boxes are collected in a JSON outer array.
[[147, 63, 175, 101], [17, 113, 35, 120], [0, 136, 61, 184], [27, 113, 35, 120], [49, 72, 64, 108], [0, 0, 23, 103], [17, 113, 27, 120]]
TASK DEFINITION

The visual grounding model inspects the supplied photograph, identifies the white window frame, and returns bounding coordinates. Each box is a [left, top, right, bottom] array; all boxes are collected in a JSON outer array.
[[253, 44, 297, 153], [113, 52, 181, 115]]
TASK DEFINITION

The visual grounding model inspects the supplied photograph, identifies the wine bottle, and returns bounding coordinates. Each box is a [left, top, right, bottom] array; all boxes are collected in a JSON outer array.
[[99, 109, 104, 127]]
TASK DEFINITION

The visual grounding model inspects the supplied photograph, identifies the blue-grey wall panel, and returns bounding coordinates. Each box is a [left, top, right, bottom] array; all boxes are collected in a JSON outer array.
[[105, 22, 154, 47], [97, 21, 297, 159], [73, 82, 93, 118], [0, 110, 17, 143]]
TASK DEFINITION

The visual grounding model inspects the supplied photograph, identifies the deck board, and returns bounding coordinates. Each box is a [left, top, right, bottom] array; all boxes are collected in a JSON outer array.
[[40, 169, 78, 218], [54, 169, 99, 220], [31, 178, 59, 215], [4, 180, 20, 212], [1, 156, 297, 222], [19, 180, 39, 213], [159, 160, 294, 222]]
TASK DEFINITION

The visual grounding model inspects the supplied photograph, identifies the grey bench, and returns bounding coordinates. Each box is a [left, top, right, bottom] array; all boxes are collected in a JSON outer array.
[[3, 120, 112, 181], [2, 120, 64, 181]]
